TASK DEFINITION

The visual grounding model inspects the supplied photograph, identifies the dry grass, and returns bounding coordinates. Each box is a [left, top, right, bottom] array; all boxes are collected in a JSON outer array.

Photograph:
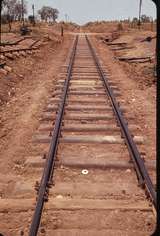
[[82, 21, 156, 33], [1, 21, 80, 35]]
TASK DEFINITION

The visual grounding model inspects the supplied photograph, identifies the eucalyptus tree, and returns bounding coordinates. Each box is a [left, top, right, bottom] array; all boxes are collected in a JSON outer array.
[[38, 6, 59, 22], [2, 0, 27, 31]]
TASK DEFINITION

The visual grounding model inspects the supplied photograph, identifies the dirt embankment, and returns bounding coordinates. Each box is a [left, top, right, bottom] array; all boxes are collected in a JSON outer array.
[[0, 32, 73, 173], [96, 28, 156, 87], [92, 31, 156, 161], [82, 21, 156, 33], [0, 22, 76, 105]]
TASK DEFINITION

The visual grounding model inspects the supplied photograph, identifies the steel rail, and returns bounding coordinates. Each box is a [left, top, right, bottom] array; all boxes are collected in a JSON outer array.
[[85, 35, 157, 210], [29, 35, 78, 236]]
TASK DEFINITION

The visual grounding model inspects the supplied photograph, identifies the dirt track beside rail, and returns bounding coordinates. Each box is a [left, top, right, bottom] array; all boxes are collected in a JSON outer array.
[[0, 35, 72, 174], [92, 35, 156, 162]]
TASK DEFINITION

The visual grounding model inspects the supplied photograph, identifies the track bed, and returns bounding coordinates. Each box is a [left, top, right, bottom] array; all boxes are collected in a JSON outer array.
[[0, 35, 156, 235]]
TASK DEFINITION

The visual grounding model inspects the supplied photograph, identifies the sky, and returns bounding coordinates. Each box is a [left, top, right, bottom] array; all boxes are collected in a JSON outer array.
[[26, 0, 156, 25]]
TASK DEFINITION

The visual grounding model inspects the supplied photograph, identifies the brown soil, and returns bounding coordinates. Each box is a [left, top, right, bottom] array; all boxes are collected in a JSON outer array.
[[0, 34, 72, 174], [0, 26, 156, 235], [0, 36, 61, 105], [92, 31, 156, 161]]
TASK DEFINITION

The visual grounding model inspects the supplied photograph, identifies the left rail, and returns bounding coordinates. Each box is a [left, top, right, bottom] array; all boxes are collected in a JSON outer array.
[[29, 35, 78, 236]]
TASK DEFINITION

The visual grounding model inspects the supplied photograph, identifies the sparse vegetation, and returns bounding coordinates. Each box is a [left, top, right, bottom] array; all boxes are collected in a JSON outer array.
[[38, 6, 59, 23], [2, 0, 27, 31]]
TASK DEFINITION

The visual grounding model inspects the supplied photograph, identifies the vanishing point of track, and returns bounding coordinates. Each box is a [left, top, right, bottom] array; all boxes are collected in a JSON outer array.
[[29, 35, 156, 235]]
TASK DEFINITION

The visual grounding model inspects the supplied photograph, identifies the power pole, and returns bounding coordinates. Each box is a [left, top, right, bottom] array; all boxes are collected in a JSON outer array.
[[138, 0, 142, 29], [21, 0, 24, 27], [32, 4, 35, 26], [65, 14, 68, 22], [61, 25, 64, 37]]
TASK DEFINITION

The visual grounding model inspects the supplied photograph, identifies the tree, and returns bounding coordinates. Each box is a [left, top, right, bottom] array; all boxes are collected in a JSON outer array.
[[2, 0, 17, 31], [38, 7, 46, 22], [2, 0, 27, 31], [14, 1, 27, 21], [132, 17, 139, 23], [140, 14, 152, 23], [38, 6, 59, 22], [49, 8, 59, 22], [28, 15, 35, 24]]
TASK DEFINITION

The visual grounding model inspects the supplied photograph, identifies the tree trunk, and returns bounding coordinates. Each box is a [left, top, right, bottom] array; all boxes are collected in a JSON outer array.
[[8, 20, 11, 32]]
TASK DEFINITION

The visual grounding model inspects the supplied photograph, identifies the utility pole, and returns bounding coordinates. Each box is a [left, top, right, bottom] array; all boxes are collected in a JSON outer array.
[[138, 0, 142, 29], [32, 4, 35, 26], [61, 25, 64, 37], [21, 0, 24, 27], [65, 14, 68, 22]]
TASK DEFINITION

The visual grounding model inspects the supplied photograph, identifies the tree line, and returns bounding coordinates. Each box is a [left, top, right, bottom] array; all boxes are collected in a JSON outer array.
[[2, 0, 27, 30], [132, 15, 155, 23], [1, 0, 59, 31]]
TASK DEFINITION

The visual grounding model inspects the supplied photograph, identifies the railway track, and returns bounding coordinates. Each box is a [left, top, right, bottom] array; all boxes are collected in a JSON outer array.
[[0, 34, 156, 235], [28, 34, 156, 235]]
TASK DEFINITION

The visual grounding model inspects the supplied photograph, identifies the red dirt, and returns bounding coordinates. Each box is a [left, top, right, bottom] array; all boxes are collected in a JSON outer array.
[[0, 24, 156, 235], [0, 33, 72, 174]]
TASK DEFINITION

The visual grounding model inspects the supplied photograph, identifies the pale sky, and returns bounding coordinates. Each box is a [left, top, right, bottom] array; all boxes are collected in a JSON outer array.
[[26, 0, 156, 25]]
